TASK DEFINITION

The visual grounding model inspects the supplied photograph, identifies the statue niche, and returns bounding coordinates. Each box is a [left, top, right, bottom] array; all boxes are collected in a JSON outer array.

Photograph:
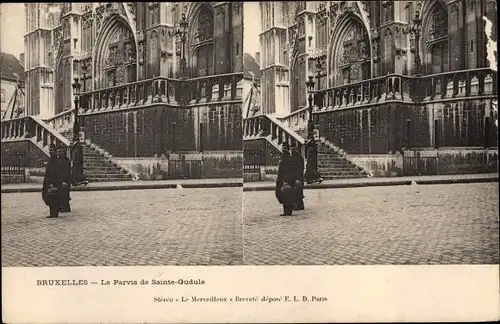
[[101, 25, 137, 88]]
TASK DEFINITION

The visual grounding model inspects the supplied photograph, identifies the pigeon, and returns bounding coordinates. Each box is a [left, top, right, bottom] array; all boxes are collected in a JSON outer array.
[[176, 184, 183, 189]]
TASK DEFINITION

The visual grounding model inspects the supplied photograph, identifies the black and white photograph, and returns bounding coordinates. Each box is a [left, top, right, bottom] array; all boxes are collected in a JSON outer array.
[[242, 1, 499, 265], [1, 2, 244, 266]]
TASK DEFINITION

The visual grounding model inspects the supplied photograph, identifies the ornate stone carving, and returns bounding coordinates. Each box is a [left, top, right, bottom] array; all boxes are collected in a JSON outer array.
[[62, 20, 70, 39], [96, 6, 105, 35], [127, 3, 136, 21]]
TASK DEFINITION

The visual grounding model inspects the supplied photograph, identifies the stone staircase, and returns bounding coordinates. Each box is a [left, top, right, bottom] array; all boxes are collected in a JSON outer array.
[[317, 141, 367, 179], [243, 114, 368, 180], [60, 129, 133, 182]]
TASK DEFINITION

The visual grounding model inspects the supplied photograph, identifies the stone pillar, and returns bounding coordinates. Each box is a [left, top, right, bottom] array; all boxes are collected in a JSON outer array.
[[448, 2, 465, 71], [214, 3, 229, 74]]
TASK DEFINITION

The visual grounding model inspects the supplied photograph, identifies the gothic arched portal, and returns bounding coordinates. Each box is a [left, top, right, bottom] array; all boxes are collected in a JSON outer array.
[[94, 16, 137, 89], [188, 4, 215, 77], [329, 15, 371, 86], [422, 1, 449, 74]]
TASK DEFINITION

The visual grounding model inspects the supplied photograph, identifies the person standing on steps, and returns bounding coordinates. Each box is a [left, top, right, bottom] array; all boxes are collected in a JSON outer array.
[[56, 145, 72, 213], [275, 142, 296, 216], [290, 142, 305, 210]]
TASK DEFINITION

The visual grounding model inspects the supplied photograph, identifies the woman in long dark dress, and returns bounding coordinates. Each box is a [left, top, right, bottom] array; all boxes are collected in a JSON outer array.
[[275, 142, 296, 216]]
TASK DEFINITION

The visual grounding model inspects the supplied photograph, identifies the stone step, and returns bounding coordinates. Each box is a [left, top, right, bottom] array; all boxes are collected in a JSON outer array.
[[85, 177, 131, 182], [319, 167, 362, 173], [322, 174, 368, 179], [83, 169, 128, 176], [320, 171, 366, 177], [84, 173, 131, 179]]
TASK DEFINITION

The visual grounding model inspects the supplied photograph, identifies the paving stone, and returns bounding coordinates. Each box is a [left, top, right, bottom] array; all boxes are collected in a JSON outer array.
[[1, 188, 243, 266], [242, 183, 499, 265]]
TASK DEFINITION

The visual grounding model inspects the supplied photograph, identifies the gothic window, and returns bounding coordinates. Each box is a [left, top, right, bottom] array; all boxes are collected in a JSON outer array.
[[332, 20, 371, 85], [97, 24, 137, 89], [190, 4, 215, 77], [290, 56, 307, 112], [425, 3, 449, 74], [316, 4, 328, 50]]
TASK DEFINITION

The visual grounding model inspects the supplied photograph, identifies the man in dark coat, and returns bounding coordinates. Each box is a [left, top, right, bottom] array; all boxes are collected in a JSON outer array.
[[42, 144, 57, 208], [56, 145, 72, 213], [275, 142, 296, 216], [290, 142, 305, 210], [43, 145, 70, 218]]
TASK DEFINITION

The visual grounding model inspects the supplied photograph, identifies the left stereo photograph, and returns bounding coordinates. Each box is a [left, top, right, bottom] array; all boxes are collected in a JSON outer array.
[[0, 2, 244, 266]]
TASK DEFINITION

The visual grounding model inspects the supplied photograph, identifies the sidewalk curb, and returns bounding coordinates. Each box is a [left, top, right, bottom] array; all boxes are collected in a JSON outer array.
[[415, 177, 499, 185], [1, 182, 243, 194], [243, 177, 499, 192]]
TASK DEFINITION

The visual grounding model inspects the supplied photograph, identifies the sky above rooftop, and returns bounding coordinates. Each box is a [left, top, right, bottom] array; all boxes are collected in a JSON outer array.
[[0, 3, 24, 58], [244, 2, 260, 56]]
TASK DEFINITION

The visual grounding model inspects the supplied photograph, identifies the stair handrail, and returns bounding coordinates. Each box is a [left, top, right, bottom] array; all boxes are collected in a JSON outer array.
[[30, 116, 71, 146], [43, 108, 75, 124], [266, 114, 306, 145]]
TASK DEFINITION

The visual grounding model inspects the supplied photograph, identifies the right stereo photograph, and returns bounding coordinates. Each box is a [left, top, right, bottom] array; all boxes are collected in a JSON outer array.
[[242, 1, 499, 265]]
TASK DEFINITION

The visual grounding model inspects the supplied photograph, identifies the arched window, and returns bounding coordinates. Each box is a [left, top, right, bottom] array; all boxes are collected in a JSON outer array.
[[290, 56, 307, 112], [96, 22, 137, 89], [332, 19, 370, 86], [424, 3, 449, 74], [190, 5, 214, 77]]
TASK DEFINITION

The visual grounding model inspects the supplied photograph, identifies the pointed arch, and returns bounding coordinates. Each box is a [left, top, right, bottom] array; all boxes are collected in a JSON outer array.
[[327, 12, 372, 87], [420, 0, 449, 74], [186, 3, 215, 77], [93, 12, 138, 89]]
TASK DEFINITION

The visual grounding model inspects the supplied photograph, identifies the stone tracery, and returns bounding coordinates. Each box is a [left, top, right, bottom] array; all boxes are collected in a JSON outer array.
[[188, 4, 215, 77]]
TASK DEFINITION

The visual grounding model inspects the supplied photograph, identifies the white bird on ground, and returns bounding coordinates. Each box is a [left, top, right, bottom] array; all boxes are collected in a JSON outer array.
[[176, 184, 183, 189], [411, 180, 417, 185]]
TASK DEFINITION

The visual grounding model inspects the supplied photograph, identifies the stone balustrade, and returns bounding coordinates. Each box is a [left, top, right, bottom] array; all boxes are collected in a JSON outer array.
[[43, 109, 75, 133], [79, 73, 243, 113], [1, 116, 71, 155], [266, 68, 498, 139], [243, 114, 305, 150], [277, 106, 309, 134]]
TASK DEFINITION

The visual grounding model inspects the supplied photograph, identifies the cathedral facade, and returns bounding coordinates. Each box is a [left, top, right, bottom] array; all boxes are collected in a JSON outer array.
[[23, 2, 243, 158], [244, 0, 497, 176]]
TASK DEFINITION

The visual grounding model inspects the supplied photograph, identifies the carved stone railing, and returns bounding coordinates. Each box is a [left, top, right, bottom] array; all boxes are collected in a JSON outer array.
[[1, 116, 71, 156], [79, 73, 243, 113], [271, 68, 497, 137], [243, 114, 305, 152], [418, 68, 497, 101], [43, 108, 75, 133], [277, 106, 309, 135]]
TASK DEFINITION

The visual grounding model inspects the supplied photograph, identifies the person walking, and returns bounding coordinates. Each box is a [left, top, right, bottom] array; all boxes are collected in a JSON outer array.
[[275, 142, 296, 216], [70, 141, 89, 186], [56, 145, 72, 213], [290, 142, 305, 210]]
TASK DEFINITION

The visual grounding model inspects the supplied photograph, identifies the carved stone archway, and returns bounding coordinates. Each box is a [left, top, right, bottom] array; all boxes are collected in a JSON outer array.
[[186, 3, 215, 77], [327, 12, 372, 87], [93, 4, 138, 89]]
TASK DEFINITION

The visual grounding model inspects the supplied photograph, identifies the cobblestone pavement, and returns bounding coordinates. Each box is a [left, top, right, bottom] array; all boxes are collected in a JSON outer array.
[[2, 188, 243, 266], [243, 183, 499, 265]]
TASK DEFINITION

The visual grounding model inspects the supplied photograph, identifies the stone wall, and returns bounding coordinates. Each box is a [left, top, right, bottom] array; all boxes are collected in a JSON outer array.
[[347, 153, 403, 177], [1, 141, 47, 168], [82, 102, 242, 157], [316, 100, 498, 154], [113, 152, 242, 180], [347, 148, 498, 177]]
